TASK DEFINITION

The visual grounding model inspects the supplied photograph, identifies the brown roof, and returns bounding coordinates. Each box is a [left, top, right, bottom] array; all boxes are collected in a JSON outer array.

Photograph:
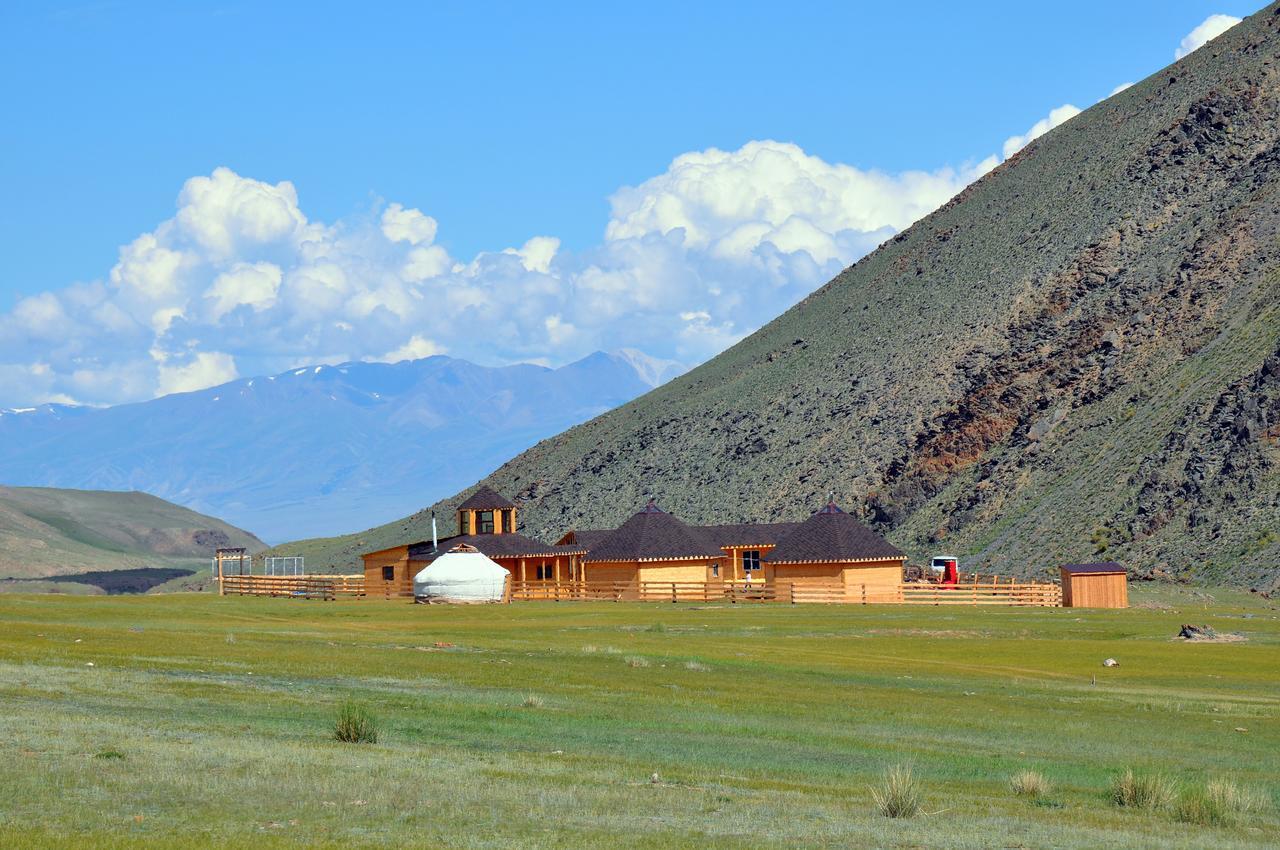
[[555, 529, 613, 548], [1061, 562, 1125, 574], [765, 500, 904, 563], [456, 486, 515, 511], [584, 500, 723, 562], [404, 532, 581, 563], [697, 522, 801, 549]]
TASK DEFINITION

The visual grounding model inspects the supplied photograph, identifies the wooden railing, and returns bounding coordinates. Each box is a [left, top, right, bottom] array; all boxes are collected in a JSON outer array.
[[219, 574, 366, 600], [218, 575, 1059, 607], [900, 580, 1062, 606], [510, 579, 1061, 607]]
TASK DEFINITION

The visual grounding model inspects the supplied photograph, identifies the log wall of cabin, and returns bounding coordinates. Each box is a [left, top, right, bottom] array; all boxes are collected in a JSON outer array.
[[770, 560, 904, 588], [639, 562, 722, 583]]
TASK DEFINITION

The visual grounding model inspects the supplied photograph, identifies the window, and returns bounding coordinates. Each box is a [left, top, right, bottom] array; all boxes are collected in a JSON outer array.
[[478, 510, 494, 534], [381, 566, 395, 581], [711, 563, 720, 577], [460, 512, 471, 535], [500, 510, 511, 533], [536, 562, 554, 580], [741, 550, 761, 573]]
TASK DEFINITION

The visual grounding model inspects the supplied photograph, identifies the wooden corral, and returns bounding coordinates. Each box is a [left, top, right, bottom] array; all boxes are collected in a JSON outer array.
[[1060, 562, 1128, 608]]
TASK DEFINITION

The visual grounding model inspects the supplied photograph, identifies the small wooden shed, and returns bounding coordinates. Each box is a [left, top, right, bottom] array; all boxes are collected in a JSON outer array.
[[1060, 562, 1128, 608]]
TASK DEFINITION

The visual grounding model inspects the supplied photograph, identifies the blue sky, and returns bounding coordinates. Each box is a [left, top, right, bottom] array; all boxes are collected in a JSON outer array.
[[0, 1, 1257, 406]]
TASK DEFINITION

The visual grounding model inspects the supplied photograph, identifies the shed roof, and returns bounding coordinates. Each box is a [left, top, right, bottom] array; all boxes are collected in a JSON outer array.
[[584, 500, 723, 562], [456, 486, 516, 511], [765, 500, 904, 563], [1061, 562, 1126, 574]]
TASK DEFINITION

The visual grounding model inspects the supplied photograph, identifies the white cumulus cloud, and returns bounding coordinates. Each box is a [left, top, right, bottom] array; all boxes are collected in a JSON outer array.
[[1001, 104, 1083, 159], [1175, 13, 1242, 60], [156, 351, 239, 396], [0, 18, 1240, 408], [380, 203, 439, 245]]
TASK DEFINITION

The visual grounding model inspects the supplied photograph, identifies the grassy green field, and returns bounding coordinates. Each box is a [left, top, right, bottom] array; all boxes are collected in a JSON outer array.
[[0, 587, 1276, 849]]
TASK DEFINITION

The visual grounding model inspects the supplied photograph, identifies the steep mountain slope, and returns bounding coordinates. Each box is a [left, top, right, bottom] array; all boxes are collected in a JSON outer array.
[[290, 7, 1280, 590], [0, 351, 675, 542], [0, 486, 264, 579]]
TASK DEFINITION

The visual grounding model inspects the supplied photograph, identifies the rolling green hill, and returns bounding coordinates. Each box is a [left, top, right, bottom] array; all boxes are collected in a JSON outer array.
[[0, 485, 264, 581], [280, 5, 1280, 591]]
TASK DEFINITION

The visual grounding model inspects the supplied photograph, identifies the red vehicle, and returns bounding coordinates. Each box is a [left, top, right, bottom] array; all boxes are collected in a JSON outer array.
[[930, 555, 959, 586]]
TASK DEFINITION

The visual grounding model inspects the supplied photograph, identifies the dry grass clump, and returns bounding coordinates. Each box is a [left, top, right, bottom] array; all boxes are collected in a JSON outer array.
[[1010, 770, 1050, 798], [683, 660, 710, 672], [1112, 769, 1174, 810], [871, 764, 921, 818], [1175, 779, 1266, 826], [333, 702, 378, 744], [520, 694, 544, 708], [624, 656, 650, 668], [582, 645, 621, 655]]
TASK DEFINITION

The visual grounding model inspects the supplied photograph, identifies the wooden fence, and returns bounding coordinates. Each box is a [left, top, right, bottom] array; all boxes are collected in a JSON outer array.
[[219, 574, 366, 600], [217, 575, 1060, 606], [509, 579, 1061, 607]]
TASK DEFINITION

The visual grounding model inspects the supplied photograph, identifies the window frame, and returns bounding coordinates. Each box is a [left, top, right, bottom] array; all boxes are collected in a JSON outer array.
[[381, 565, 395, 582], [477, 510, 495, 534], [741, 550, 762, 573]]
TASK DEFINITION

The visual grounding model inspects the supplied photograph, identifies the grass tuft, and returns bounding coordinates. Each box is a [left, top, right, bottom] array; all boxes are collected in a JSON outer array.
[[1010, 770, 1050, 798], [93, 749, 125, 760], [871, 764, 921, 818], [683, 660, 710, 672], [332, 701, 378, 744], [520, 694, 544, 708], [1112, 769, 1174, 810], [1175, 779, 1266, 826], [624, 656, 650, 668]]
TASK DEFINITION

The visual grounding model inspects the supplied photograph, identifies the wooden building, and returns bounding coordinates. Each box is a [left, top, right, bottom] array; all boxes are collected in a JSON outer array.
[[365, 488, 906, 597], [763, 500, 906, 599], [361, 486, 585, 596], [565, 497, 906, 590], [1060, 562, 1128, 608]]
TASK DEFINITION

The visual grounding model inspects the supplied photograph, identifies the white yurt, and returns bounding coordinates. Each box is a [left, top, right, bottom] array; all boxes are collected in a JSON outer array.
[[413, 544, 510, 604]]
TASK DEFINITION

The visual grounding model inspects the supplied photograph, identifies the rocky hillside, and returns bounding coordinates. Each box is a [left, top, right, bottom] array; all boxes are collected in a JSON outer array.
[[287, 5, 1280, 591], [0, 486, 264, 579]]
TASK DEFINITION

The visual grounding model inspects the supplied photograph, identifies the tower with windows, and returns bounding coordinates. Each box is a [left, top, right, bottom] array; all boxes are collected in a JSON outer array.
[[456, 486, 517, 536]]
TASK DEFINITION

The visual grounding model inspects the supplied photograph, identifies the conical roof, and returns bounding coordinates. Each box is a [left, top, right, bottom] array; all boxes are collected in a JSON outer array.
[[457, 486, 515, 511], [766, 499, 904, 563], [584, 500, 723, 562]]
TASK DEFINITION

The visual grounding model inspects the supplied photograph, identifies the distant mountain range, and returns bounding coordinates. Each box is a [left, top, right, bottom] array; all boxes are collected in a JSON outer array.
[[0, 350, 684, 542]]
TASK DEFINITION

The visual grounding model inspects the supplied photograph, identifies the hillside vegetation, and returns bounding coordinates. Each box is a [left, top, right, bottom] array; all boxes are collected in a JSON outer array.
[[0, 486, 264, 580], [0, 589, 1275, 848], [285, 7, 1280, 590]]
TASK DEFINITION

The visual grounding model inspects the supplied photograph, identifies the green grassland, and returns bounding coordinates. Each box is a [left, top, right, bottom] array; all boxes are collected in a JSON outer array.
[[0, 587, 1276, 849]]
